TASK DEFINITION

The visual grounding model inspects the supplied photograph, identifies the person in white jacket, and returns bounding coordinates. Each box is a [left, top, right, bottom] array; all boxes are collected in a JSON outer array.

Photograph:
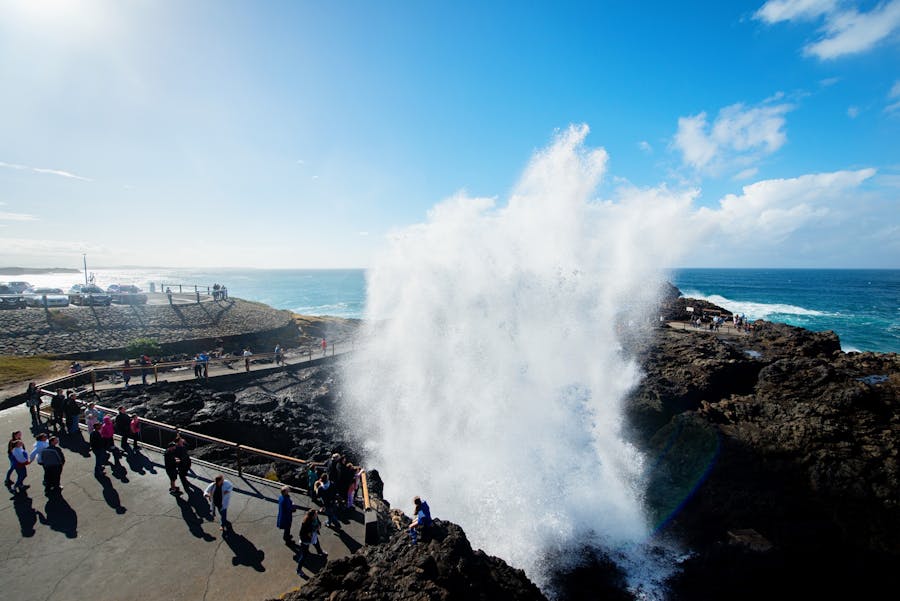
[[204, 475, 234, 531]]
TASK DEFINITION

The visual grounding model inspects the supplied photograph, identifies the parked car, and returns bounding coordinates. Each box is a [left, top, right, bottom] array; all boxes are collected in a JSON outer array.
[[6, 281, 32, 294], [0, 283, 26, 309], [107, 284, 148, 304], [26, 287, 70, 308], [68, 284, 112, 306]]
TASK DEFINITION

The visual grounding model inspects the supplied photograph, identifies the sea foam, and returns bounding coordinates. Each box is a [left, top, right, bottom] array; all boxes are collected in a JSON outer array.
[[341, 125, 693, 596]]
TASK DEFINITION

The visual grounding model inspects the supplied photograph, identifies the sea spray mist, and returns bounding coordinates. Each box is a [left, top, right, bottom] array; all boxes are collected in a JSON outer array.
[[342, 125, 694, 596]]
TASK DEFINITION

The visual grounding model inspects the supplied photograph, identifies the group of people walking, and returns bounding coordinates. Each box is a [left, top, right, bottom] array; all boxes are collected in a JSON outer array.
[[5, 430, 66, 494]]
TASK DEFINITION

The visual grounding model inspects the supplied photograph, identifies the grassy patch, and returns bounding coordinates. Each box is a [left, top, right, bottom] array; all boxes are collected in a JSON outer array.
[[0, 355, 70, 387]]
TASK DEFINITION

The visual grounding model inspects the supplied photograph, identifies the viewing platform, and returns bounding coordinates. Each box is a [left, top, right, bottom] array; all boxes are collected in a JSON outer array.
[[0, 403, 367, 601]]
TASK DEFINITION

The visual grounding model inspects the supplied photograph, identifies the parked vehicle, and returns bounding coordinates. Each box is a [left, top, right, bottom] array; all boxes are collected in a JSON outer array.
[[0, 283, 26, 309], [68, 284, 112, 306], [26, 287, 70, 307], [107, 284, 148, 304], [6, 281, 32, 294]]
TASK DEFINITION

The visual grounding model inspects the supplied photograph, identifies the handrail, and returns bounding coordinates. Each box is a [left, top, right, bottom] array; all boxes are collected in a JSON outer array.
[[37, 343, 351, 393]]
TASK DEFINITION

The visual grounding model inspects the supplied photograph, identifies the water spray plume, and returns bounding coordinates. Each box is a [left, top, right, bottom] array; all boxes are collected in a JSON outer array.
[[343, 124, 693, 595]]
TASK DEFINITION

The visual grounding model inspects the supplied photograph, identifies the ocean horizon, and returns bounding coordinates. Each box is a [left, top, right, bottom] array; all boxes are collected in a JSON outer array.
[[6, 266, 898, 354]]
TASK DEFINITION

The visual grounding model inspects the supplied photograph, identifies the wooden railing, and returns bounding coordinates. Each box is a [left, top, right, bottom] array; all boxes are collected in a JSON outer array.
[[34, 344, 369, 511], [41, 342, 351, 393]]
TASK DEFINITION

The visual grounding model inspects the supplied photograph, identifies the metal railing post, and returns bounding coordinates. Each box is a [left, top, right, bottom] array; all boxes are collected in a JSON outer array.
[[236, 445, 243, 477], [91, 369, 96, 393]]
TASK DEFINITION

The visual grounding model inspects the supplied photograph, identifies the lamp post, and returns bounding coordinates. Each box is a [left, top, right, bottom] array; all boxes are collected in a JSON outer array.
[[83, 254, 88, 285]]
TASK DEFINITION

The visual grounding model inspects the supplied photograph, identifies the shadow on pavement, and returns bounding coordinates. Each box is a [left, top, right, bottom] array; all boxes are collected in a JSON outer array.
[[94, 472, 127, 514], [223, 529, 266, 572], [12, 491, 41, 537], [175, 493, 216, 541], [41, 491, 78, 538]]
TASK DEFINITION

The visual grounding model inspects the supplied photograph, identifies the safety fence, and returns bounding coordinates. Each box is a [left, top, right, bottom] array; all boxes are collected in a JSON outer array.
[[40, 342, 351, 393], [35, 396, 371, 512]]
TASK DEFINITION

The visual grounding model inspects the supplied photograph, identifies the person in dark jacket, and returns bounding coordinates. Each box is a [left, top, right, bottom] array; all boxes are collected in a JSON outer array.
[[50, 390, 66, 434], [64, 392, 81, 435], [40, 436, 65, 493], [276, 485, 297, 543], [114, 407, 132, 451], [25, 382, 42, 425], [173, 436, 192, 491], [89, 423, 108, 474], [164, 442, 180, 493]]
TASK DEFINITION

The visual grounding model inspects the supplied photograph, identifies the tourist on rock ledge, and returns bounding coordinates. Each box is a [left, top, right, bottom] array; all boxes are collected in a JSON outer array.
[[409, 496, 432, 545]]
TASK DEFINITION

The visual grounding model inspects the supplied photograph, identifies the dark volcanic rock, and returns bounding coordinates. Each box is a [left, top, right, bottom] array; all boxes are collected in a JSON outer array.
[[276, 519, 546, 601], [97, 366, 356, 481], [629, 319, 900, 599]]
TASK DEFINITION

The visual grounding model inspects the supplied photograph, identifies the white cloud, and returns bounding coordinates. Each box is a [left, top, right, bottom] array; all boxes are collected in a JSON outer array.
[[819, 76, 840, 87], [847, 105, 860, 118], [734, 167, 760, 180], [694, 168, 876, 245], [297, 159, 305, 165], [638, 140, 653, 153], [756, 0, 836, 22], [0, 161, 92, 182], [0, 212, 38, 221], [673, 100, 792, 173], [887, 81, 900, 113], [756, 0, 900, 60]]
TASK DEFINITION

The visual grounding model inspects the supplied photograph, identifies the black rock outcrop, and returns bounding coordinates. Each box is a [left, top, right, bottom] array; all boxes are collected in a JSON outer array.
[[275, 519, 547, 601]]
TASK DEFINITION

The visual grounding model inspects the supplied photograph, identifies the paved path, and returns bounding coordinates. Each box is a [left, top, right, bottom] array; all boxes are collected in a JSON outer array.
[[0, 404, 366, 601]]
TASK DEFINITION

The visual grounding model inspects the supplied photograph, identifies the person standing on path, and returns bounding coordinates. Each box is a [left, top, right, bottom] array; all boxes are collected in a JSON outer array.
[[243, 348, 253, 372], [29, 433, 49, 472], [114, 407, 132, 452], [89, 423, 108, 475], [174, 436, 192, 491], [100, 415, 115, 450], [139, 354, 151, 385], [274, 344, 284, 367], [25, 382, 41, 425], [39, 436, 65, 493], [64, 392, 81, 435], [5, 430, 23, 486], [84, 403, 101, 433], [276, 485, 297, 543], [164, 442, 180, 493], [204, 475, 233, 531], [122, 359, 132, 389], [50, 390, 65, 434], [321, 338, 327, 356], [296, 509, 327, 576], [199, 351, 209, 379], [10, 440, 30, 493]]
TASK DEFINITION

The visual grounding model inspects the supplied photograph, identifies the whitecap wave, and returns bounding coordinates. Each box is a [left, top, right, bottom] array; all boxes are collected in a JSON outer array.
[[680, 291, 832, 320]]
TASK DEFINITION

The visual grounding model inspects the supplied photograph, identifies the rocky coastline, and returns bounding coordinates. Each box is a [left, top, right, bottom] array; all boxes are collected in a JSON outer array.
[[5, 288, 898, 599]]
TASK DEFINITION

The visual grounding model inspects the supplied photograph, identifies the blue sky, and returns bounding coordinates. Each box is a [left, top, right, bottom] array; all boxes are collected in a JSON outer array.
[[0, 0, 897, 268]]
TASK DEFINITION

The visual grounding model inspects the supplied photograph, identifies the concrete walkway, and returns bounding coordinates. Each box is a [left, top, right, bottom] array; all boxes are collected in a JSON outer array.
[[0, 404, 366, 601]]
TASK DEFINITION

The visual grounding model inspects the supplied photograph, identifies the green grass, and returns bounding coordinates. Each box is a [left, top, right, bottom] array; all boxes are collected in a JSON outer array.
[[0, 355, 68, 387]]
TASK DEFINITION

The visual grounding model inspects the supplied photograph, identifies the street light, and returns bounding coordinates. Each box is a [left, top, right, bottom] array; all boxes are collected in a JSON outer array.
[[83, 254, 88, 285]]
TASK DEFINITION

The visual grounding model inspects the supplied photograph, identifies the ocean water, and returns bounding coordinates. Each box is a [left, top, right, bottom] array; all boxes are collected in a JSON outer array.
[[9, 267, 899, 353], [670, 268, 900, 354]]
